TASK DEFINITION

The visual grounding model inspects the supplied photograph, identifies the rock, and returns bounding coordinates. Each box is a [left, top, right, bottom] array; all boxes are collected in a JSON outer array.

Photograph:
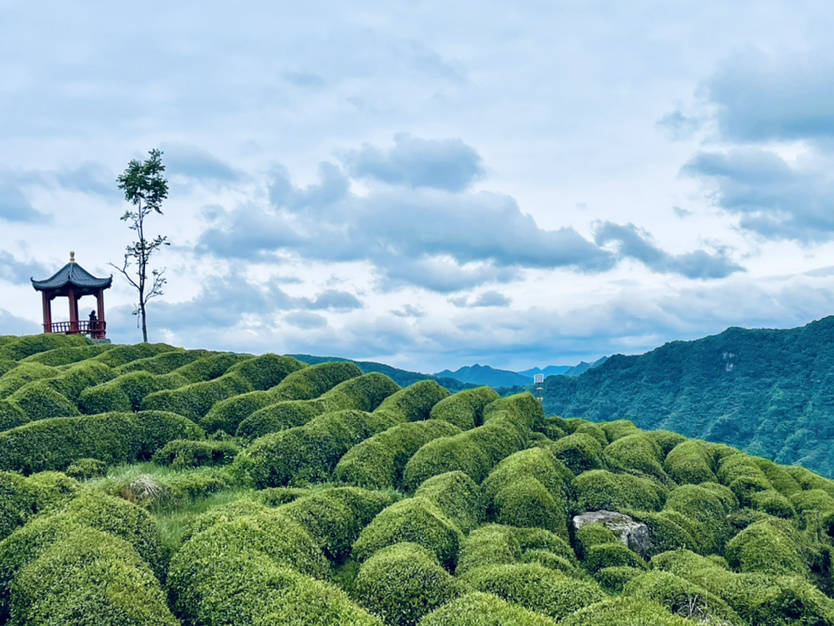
[[572, 510, 651, 556]]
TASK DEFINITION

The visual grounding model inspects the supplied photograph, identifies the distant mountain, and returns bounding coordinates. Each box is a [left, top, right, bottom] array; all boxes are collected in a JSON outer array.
[[433, 364, 533, 387], [521, 357, 608, 378], [542, 316, 834, 477], [288, 354, 477, 392]]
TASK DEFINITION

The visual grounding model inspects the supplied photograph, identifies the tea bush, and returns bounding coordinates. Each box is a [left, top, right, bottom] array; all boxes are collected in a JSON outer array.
[[20, 344, 113, 366], [151, 438, 240, 468], [429, 387, 500, 430], [572, 470, 667, 512], [112, 348, 207, 375], [418, 591, 557, 626], [559, 596, 691, 625], [353, 542, 464, 626], [91, 343, 178, 368], [141, 372, 253, 421], [0, 363, 58, 398], [7, 381, 79, 421], [456, 525, 522, 575], [334, 420, 462, 490], [0, 401, 27, 431], [547, 432, 605, 474], [64, 457, 107, 480], [725, 517, 810, 577], [235, 399, 324, 439], [594, 566, 645, 593], [414, 471, 483, 534], [0, 334, 89, 361], [602, 433, 668, 481]]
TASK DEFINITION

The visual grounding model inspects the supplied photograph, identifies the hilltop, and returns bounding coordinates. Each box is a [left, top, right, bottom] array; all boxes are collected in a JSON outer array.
[[542, 316, 834, 477], [2, 333, 834, 624]]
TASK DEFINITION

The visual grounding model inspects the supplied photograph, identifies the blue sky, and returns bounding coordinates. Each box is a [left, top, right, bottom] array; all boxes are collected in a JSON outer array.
[[3, 1, 834, 372]]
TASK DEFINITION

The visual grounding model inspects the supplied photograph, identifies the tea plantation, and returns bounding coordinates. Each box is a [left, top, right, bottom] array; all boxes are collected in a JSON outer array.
[[3, 333, 834, 624]]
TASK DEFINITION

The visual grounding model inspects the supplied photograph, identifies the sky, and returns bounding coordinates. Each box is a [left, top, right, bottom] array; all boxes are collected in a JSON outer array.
[[3, 1, 834, 373]]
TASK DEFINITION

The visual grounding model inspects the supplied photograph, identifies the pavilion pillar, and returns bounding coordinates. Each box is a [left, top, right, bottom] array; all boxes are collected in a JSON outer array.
[[67, 286, 79, 333], [96, 289, 106, 338], [41, 291, 52, 333]]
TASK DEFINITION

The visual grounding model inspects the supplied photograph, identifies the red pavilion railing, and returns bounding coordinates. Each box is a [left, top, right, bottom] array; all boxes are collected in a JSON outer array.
[[46, 320, 106, 338]]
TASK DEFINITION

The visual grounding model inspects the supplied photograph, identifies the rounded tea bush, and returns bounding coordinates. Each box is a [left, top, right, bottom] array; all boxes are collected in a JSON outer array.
[[7, 381, 79, 422], [8, 526, 178, 625], [584, 542, 647, 573], [235, 398, 323, 439], [20, 344, 113, 367], [663, 440, 717, 485], [492, 477, 567, 537], [334, 420, 462, 490], [141, 373, 253, 421], [598, 420, 639, 442], [353, 542, 464, 626], [226, 353, 306, 391], [0, 472, 38, 541], [575, 523, 618, 559], [461, 563, 606, 621], [353, 497, 463, 569], [664, 484, 734, 554], [602, 434, 667, 481], [572, 470, 666, 512], [725, 517, 810, 577], [429, 387, 500, 430], [559, 596, 691, 626], [594, 566, 646, 593], [414, 470, 483, 534], [151, 438, 240, 468], [547, 432, 605, 474], [0, 401, 27, 431], [418, 591, 558, 626], [456, 525, 522, 575]]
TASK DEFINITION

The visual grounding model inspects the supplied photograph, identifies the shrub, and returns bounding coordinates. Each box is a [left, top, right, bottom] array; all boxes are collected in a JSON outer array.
[[750, 489, 796, 518], [0, 334, 89, 361], [151, 438, 239, 468], [646, 430, 687, 456], [19, 344, 113, 366], [602, 434, 667, 481], [483, 393, 544, 429], [65, 457, 107, 480], [598, 420, 639, 441], [278, 487, 395, 561], [402, 412, 529, 490], [414, 471, 483, 533], [418, 591, 558, 626], [0, 410, 203, 473], [595, 566, 645, 593], [141, 373, 253, 421], [257, 486, 312, 507], [663, 440, 716, 485], [584, 542, 647, 573], [559, 596, 691, 626], [575, 523, 618, 559], [662, 484, 733, 554], [334, 420, 462, 490], [184, 497, 270, 540], [353, 542, 464, 626], [0, 401, 27, 431], [113, 348, 207, 375], [8, 526, 178, 625], [573, 422, 608, 446], [755, 458, 802, 497], [572, 470, 666, 512], [25, 471, 79, 511], [624, 511, 696, 557], [271, 361, 363, 401], [622, 570, 741, 624], [429, 387, 499, 429], [547, 432, 605, 474], [791, 489, 834, 516], [787, 466, 834, 496], [38, 360, 114, 402], [0, 362, 57, 399], [7, 381, 79, 421], [318, 372, 401, 414], [725, 517, 810, 577], [520, 550, 581, 577], [91, 342, 178, 368], [234, 399, 324, 439], [226, 353, 306, 390], [456, 525, 522, 576], [233, 409, 403, 488], [461, 563, 605, 621], [352, 497, 463, 569], [0, 472, 38, 541], [514, 527, 577, 563], [716, 454, 772, 505], [374, 380, 450, 422], [167, 352, 251, 383]]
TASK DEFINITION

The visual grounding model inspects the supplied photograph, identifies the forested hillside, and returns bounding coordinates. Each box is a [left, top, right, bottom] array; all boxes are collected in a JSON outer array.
[[4, 333, 834, 624], [542, 316, 834, 477]]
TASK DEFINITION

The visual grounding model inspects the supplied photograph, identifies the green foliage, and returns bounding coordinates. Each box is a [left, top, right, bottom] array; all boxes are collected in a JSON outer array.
[[750, 488, 796, 518], [78, 370, 180, 414], [725, 517, 810, 577], [0, 401, 27, 431], [141, 371, 253, 421], [0, 362, 58, 398], [19, 343, 113, 366], [414, 471, 483, 534], [559, 596, 692, 625], [429, 387, 500, 429], [461, 563, 605, 621], [278, 487, 395, 561], [374, 380, 450, 422], [7, 381, 79, 421], [151, 438, 240, 468], [64, 457, 107, 480], [418, 591, 558, 626], [573, 422, 608, 445], [0, 410, 203, 473], [227, 352, 307, 390], [547, 432, 605, 474], [353, 497, 463, 569], [0, 334, 89, 362], [402, 410, 529, 491], [575, 523, 617, 559], [8, 526, 177, 625], [622, 570, 741, 624], [91, 343, 178, 368], [584, 542, 647, 573], [625, 511, 696, 557], [594, 566, 645, 593], [572, 470, 667, 512], [334, 420, 462, 490], [233, 409, 403, 488], [599, 420, 639, 441], [167, 351, 251, 383], [646, 430, 687, 456], [270, 361, 363, 401], [602, 433, 668, 481], [456, 525, 522, 575], [663, 440, 717, 484], [664, 483, 735, 554], [353, 542, 464, 626], [717, 453, 774, 505], [112, 348, 206, 375]]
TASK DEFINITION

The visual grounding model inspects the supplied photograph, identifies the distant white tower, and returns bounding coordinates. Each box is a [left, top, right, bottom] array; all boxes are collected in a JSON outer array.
[[534, 374, 544, 403]]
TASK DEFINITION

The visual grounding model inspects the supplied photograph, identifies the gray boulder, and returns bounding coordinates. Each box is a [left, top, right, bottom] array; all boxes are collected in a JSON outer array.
[[572, 510, 651, 556]]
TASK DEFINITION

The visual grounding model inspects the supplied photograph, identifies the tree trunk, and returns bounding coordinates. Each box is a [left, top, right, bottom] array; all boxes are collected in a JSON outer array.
[[140, 300, 148, 342]]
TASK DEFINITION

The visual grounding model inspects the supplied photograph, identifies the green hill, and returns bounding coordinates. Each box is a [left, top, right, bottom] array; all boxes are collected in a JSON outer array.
[[3, 333, 834, 624], [542, 316, 834, 477]]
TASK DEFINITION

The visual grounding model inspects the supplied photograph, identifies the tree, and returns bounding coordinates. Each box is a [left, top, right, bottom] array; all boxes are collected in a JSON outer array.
[[111, 148, 170, 343]]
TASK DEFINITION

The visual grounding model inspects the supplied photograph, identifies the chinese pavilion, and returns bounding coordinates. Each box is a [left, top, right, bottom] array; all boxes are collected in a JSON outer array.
[[31, 252, 112, 339]]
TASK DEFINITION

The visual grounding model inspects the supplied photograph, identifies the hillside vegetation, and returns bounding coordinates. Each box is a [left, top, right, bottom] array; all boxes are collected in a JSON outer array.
[[2, 333, 834, 624], [541, 316, 834, 477]]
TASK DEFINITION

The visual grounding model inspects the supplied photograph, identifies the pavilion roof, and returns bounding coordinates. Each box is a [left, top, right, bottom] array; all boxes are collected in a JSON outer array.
[[31, 257, 112, 292]]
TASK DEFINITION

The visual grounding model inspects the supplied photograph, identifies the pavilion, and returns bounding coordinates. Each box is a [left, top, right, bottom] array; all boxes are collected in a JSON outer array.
[[31, 252, 112, 339]]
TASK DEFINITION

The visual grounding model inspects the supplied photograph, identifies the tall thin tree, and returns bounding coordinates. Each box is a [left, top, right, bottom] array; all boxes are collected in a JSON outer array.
[[111, 148, 170, 342]]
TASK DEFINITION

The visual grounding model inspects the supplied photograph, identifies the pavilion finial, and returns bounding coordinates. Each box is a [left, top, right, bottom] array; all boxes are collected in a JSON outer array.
[[69, 251, 76, 263]]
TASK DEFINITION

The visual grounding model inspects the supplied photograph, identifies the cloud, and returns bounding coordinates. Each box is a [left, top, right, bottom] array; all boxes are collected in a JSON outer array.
[[0, 252, 49, 284], [657, 110, 701, 140], [0, 183, 47, 222], [300, 289, 363, 311], [682, 149, 834, 242], [341, 133, 484, 191], [51, 162, 118, 196], [284, 311, 328, 329], [283, 71, 326, 88], [160, 144, 241, 183], [672, 206, 692, 218], [0, 308, 40, 335], [391, 304, 425, 318], [594, 221, 743, 278], [706, 49, 834, 143], [451, 290, 512, 307]]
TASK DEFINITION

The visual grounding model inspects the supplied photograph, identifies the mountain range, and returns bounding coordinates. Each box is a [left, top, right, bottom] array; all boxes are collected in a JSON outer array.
[[434, 357, 608, 388], [541, 316, 834, 477]]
